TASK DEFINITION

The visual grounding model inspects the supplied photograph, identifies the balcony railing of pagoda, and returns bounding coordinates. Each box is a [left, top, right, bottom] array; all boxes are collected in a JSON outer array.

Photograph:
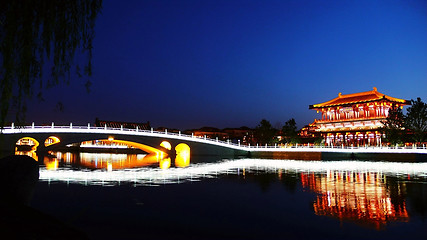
[[245, 144, 427, 150], [314, 116, 388, 124]]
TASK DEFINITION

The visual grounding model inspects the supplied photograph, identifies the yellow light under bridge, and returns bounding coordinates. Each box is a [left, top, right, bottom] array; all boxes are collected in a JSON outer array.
[[175, 143, 190, 168], [16, 137, 39, 152], [104, 139, 167, 156], [160, 141, 172, 150], [45, 136, 61, 147]]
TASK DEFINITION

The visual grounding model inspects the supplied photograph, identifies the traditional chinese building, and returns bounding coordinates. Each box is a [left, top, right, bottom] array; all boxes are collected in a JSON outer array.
[[308, 87, 410, 146]]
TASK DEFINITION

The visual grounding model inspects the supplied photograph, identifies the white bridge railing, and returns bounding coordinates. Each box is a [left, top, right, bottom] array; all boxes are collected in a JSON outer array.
[[2, 123, 427, 153], [2, 123, 248, 150]]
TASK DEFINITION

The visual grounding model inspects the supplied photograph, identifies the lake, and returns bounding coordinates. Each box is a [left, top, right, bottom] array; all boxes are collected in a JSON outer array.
[[28, 152, 427, 239]]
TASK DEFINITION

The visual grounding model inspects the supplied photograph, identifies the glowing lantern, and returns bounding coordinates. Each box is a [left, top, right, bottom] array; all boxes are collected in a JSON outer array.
[[175, 143, 190, 168]]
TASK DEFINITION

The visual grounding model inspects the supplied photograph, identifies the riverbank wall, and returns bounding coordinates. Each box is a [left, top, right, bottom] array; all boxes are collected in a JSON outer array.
[[249, 150, 427, 162]]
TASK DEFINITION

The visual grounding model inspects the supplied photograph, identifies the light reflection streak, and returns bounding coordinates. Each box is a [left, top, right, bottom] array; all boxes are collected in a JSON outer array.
[[15, 150, 38, 161], [300, 170, 411, 229], [39, 159, 427, 186]]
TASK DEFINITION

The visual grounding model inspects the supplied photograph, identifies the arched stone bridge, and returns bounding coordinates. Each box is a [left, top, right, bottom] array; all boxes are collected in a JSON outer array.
[[0, 125, 249, 157]]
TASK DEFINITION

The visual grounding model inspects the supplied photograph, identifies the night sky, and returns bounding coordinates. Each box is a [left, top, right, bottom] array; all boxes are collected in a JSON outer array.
[[25, 0, 427, 130]]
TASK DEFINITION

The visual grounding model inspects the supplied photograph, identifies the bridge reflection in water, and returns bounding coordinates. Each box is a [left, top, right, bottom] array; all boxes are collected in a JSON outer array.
[[17, 151, 427, 229], [18, 152, 190, 171]]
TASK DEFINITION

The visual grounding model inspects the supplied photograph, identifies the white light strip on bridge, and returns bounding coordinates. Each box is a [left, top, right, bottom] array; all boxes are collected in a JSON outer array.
[[4, 125, 427, 154], [39, 159, 427, 186]]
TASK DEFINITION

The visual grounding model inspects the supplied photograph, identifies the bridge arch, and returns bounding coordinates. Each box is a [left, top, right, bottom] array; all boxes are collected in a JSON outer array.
[[16, 137, 39, 151], [45, 136, 61, 147]]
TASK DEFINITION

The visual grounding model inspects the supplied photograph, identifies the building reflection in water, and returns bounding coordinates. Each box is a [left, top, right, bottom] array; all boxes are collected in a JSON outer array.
[[300, 171, 409, 229], [29, 156, 426, 229]]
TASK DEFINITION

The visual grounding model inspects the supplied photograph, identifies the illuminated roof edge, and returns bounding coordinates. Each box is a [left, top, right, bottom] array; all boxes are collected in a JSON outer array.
[[309, 87, 410, 109]]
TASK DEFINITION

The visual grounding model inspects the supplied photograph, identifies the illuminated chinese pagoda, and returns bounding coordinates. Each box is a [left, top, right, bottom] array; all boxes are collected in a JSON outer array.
[[309, 87, 410, 146]]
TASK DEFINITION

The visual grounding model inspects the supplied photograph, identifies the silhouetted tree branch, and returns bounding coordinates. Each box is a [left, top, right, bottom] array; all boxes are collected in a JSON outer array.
[[0, 0, 102, 127], [281, 118, 300, 144], [381, 105, 405, 145], [405, 97, 427, 144], [254, 119, 277, 145]]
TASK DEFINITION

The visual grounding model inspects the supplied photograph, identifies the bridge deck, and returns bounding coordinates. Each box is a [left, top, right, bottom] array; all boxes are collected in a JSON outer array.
[[2, 125, 427, 155]]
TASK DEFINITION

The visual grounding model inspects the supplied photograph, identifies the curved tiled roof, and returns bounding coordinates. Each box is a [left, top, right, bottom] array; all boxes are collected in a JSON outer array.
[[309, 87, 410, 109]]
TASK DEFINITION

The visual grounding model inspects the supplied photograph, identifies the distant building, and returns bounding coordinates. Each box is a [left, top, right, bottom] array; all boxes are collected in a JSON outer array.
[[184, 127, 228, 140], [299, 123, 320, 143], [155, 127, 180, 133], [223, 127, 255, 145], [183, 126, 255, 144], [308, 87, 410, 146], [95, 118, 150, 130]]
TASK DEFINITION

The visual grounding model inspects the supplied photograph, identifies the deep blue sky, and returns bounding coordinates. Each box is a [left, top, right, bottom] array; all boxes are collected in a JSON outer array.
[[26, 0, 427, 130]]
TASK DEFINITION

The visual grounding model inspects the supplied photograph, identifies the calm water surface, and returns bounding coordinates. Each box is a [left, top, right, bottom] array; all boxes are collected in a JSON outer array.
[[29, 152, 427, 240]]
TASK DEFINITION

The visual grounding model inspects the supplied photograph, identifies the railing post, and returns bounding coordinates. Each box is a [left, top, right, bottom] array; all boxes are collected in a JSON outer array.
[[191, 133, 194, 138], [11, 122, 14, 129], [88, 123, 90, 129], [104, 124, 107, 130], [32, 122, 34, 129], [70, 122, 72, 129], [151, 128, 153, 133], [204, 135, 206, 140], [165, 129, 168, 134], [216, 137, 218, 142], [179, 131, 181, 136], [136, 126, 138, 132], [121, 125, 123, 131], [238, 140, 241, 146], [52, 122, 54, 129]]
